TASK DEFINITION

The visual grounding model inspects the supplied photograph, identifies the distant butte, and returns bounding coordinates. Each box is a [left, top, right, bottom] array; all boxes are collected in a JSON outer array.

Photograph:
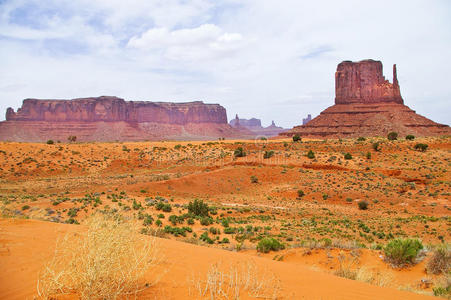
[[229, 114, 286, 137], [281, 59, 451, 138], [0, 96, 251, 142]]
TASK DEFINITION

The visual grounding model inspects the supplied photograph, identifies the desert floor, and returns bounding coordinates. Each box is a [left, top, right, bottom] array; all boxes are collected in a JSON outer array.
[[0, 136, 449, 299]]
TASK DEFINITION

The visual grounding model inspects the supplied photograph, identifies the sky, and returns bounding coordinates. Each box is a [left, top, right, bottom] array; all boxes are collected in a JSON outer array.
[[0, 0, 450, 128]]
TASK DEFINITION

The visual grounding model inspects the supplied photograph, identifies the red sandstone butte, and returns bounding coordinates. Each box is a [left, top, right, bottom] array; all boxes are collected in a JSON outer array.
[[281, 59, 451, 138], [0, 96, 251, 142]]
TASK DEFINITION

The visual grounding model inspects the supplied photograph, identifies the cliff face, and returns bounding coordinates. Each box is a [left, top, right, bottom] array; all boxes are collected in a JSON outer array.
[[0, 96, 247, 142], [335, 60, 403, 104], [6, 96, 227, 124], [282, 60, 451, 138]]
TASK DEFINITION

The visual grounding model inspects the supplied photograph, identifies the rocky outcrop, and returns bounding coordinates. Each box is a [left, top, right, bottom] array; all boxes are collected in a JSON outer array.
[[0, 96, 248, 141], [302, 114, 312, 125], [230, 115, 286, 137], [282, 60, 451, 138], [335, 60, 403, 104]]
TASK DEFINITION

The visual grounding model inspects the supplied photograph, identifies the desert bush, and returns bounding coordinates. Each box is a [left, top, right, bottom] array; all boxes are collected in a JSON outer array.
[[433, 275, 451, 298], [234, 147, 246, 158], [263, 150, 274, 159], [250, 175, 258, 184], [189, 261, 280, 299], [366, 152, 372, 159], [405, 134, 415, 140], [372, 142, 381, 151], [297, 190, 305, 198], [156, 201, 172, 212], [257, 238, 284, 253], [37, 214, 160, 299], [414, 143, 428, 152], [357, 137, 366, 141], [344, 153, 352, 160], [384, 238, 423, 267], [46, 140, 54, 145], [68, 136, 77, 142], [307, 150, 315, 159], [357, 200, 368, 210], [188, 199, 209, 217], [292, 134, 301, 142], [427, 244, 451, 275], [200, 217, 213, 226], [387, 132, 398, 140]]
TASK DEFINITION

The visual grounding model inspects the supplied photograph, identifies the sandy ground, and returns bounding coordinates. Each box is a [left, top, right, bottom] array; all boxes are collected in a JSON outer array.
[[0, 218, 437, 300]]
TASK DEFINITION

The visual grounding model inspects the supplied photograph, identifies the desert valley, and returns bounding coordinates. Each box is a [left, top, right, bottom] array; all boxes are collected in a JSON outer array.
[[1, 1, 450, 299], [0, 59, 449, 300]]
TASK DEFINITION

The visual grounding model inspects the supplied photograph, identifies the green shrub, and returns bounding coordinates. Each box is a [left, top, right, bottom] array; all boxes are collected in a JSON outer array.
[[174, 144, 182, 150], [234, 147, 246, 158], [188, 199, 209, 217], [199, 232, 214, 244], [250, 175, 258, 184], [414, 143, 428, 152], [357, 137, 366, 141], [366, 152, 372, 159], [263, 150, 274, 159], [22, 205, 30, 210], [155, 202, 172, 212], [257, 238, 285, 253], [200, 217, 213, 226], [358, 200, 368, 210], [307, 150, 315, 159], [372, 142, 381, 152], [292, 134, 301, 142], [344, 153, 352, 160], [297, 190, 305, 198], [384, 238, 423, 267], [405, 135, 415, 140], [387, 132, 398, 140], [46, 140, 54, 145]]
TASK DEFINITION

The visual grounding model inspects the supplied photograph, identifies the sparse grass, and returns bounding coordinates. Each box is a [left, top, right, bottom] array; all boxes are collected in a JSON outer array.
[[189, 261, 280, 299], [37, 213, 161, 299], [427, 244, 451, 275]]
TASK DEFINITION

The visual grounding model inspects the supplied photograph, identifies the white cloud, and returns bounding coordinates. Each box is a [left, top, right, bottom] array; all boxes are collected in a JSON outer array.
[[127, 24, 244, 61]]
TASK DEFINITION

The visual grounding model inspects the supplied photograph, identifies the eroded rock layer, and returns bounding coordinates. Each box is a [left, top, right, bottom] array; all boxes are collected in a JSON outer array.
[[0, 96, 248, 141], [282, 60, 450, 138]]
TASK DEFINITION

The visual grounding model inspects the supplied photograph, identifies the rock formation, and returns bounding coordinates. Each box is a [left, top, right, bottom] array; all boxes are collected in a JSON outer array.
[[230, 114, 286, 137], [281, 60, 451, 138], [0, 96, 249, 141], [302, 114, 312, 125]]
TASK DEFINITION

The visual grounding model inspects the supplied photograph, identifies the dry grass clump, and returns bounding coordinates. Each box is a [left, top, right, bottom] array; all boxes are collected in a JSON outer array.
[[189, 261, 281, 299], [334, 252, 393, 287], [427, 244, 451, 275], [37, 213, 160, 299]]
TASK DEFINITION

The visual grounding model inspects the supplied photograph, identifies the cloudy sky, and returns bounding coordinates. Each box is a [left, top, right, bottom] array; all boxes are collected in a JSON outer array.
[[1, 0, 450, 128]]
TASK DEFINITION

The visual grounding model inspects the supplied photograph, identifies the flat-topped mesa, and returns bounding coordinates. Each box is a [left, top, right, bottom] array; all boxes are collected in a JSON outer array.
[[335, 59, 403, 104], [6, 96, 227, 125]]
